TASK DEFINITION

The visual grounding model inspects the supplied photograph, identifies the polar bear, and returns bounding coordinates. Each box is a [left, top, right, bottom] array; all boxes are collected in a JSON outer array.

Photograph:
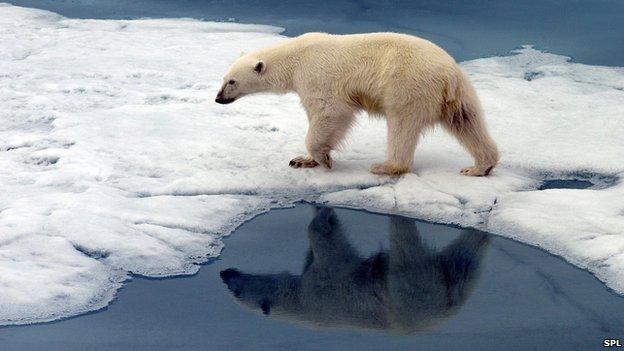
[[220, 207, 489, 333], [216, 32, 499, 176]]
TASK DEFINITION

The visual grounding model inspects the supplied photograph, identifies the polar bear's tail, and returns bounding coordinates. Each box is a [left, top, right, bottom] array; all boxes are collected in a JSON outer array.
[[441, 68, 500, 175]]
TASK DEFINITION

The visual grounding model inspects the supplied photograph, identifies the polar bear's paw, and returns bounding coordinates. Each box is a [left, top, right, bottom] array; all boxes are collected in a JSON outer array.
[[460, 165, 494, 176], [289, 156, 319, 168], [370, 162, 409, 176]]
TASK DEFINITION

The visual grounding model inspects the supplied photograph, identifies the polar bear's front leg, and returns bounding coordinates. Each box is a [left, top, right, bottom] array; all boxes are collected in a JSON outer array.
[[304, 126, 333, 169], [289, 155, 319, 168], [288, 126, 332, 169], [290, 109, 355, 170], [288, 120, 332, 169]]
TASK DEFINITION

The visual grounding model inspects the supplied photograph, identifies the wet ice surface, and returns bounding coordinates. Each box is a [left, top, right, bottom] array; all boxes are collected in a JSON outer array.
[[7, 0, 624, 66], [1, 4, 624, 325], [2, 204, 624, 351]]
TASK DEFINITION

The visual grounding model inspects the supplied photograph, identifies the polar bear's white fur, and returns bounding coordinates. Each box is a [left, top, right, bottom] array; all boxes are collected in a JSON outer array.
[[216, 32, 499, 176]]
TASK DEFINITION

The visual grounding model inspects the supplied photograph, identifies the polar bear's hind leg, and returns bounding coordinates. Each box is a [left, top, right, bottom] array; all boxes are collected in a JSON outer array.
[[442, 102, 499, 176], [370, 111, 427, 176]]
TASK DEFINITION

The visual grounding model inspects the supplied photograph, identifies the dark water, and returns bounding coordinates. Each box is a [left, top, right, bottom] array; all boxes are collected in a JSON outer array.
[[539, 179, 594, 190], [538, 175, 619, 190], [7, 0, 624, 66], [2, 204, 623, 351]]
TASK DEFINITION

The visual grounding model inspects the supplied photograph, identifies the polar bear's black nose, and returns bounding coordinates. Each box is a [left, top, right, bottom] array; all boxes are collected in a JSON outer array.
[[216, 98, 235, 104], [215, 97, 235, 104], [215, 91, 235, 104]]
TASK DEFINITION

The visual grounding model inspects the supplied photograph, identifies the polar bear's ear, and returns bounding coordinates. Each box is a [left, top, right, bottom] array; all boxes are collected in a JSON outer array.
[[254, 61, 265, 74], [239, 51, 246, 57]]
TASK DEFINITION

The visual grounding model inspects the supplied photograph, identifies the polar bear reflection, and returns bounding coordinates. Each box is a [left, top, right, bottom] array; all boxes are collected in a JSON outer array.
[[220, 208, 489, 333]]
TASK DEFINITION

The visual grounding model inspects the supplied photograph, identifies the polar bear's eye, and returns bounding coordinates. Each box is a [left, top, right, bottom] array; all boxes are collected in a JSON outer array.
[[228, 80, 236, 85]]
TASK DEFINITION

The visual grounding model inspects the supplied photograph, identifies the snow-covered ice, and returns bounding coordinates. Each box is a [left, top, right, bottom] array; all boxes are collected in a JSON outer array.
[[0, 4, 623, 325]]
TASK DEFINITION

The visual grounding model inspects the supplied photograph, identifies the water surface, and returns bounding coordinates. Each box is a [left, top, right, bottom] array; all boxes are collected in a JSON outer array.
[[7, 0, 624, 66], [2, 204, 623, 351]]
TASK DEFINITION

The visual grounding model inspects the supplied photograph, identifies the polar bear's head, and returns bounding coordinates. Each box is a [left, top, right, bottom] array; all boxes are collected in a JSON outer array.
[[215, 55, 267, 104], [220, 268, 300, 316]]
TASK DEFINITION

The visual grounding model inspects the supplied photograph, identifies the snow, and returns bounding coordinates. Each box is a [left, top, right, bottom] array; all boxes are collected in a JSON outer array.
[[1, 3, 623, 325]]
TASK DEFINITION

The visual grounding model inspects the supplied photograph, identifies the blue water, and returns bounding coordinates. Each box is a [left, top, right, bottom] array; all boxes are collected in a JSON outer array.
[[7, 0, 624, 66], [539, 179, 594, 190], [2, 204, 623, 351]]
